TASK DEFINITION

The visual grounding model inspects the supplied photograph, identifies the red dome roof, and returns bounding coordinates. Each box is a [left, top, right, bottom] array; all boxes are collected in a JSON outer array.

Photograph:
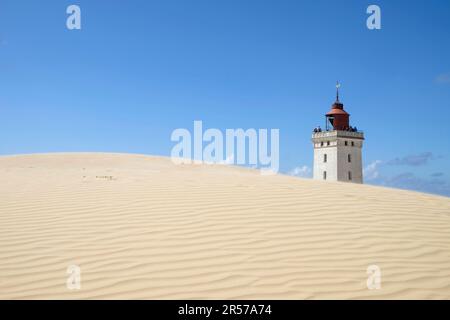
[[326, 108, 349, 116], [326, 101, 350, 130], [326, 101, 349, 116]]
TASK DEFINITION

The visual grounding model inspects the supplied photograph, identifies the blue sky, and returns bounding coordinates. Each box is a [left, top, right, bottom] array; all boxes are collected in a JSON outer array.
[[0, 0, 449, 196]]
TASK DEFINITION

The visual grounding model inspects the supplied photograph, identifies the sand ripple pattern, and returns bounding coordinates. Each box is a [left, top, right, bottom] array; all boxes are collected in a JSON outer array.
[[1, 153, 450, 299]]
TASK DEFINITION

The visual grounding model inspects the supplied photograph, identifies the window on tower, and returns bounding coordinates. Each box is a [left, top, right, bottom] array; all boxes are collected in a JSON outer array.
[[323, 171, 327, 180], [348, 171, 352, 180], [324, 154, 327, 163], [345, 141, 348, 146], [351, 141, 355, 146], [327, 141, 330, 146], [348, 154, 351, 163], [321, 141, 324, 147]]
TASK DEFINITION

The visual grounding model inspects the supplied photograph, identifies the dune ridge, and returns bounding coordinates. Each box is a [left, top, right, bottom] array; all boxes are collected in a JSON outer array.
[[1, 153, 450, 299]]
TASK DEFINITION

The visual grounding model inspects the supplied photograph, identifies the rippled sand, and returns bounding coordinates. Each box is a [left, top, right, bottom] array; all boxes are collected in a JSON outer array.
[[1, 153, 449, 299]]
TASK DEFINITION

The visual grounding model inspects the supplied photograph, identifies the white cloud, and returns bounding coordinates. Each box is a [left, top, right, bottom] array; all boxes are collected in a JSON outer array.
[[363, 160, 383, 181], [376, 172, 450, 197], [363, 159, 450, 197], [288, 153, 449, 197], [435, 73, 450, 84], [289, 165, 312, 178], [387, 152, 435, 166]]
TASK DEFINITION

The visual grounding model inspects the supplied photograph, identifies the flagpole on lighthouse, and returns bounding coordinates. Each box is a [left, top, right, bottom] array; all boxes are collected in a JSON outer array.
[[336, 81, 341, 102]]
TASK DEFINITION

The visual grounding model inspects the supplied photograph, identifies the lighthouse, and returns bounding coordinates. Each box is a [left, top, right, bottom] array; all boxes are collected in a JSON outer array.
[[312, 83, 364, 183]]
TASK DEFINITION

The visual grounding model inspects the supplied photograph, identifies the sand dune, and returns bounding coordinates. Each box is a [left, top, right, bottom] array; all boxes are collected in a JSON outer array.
[[0, 153, 449, 299]]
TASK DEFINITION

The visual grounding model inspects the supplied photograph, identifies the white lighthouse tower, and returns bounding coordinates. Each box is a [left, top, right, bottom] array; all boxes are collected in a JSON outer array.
[[312, 83, 364, 183]]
